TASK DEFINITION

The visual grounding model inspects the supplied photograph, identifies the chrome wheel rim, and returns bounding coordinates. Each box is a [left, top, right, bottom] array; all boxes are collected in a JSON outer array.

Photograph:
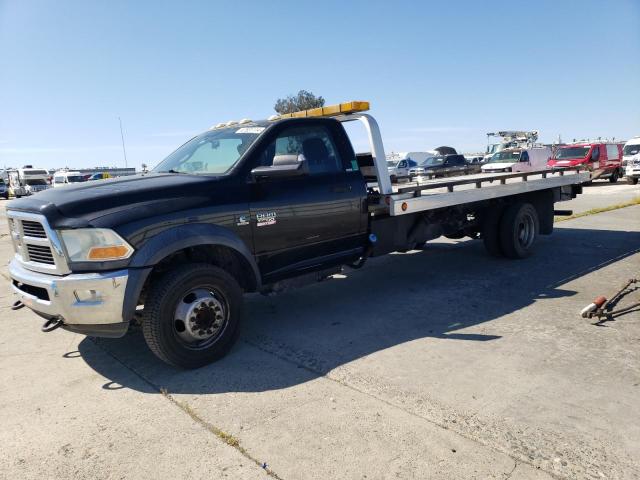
[[172, 287, 228, 349]]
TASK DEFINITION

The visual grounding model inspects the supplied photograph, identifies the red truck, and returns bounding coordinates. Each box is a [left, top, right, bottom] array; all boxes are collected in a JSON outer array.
[[548, 142, 624, 182]]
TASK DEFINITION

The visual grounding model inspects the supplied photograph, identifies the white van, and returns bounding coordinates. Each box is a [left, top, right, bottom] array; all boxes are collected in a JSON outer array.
[[481, 146, 551, 174], [622, 136, 640, 185], [53, 170, 85, 187]]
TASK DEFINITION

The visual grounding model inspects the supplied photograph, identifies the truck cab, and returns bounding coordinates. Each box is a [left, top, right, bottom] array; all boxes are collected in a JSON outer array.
[[622, 136, 640, 184], [548, 143, 623, 182], [14, 167, 51, 197]]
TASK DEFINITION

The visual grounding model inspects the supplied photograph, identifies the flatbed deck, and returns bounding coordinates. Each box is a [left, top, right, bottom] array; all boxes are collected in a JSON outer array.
[[384, 169, 589, 216]]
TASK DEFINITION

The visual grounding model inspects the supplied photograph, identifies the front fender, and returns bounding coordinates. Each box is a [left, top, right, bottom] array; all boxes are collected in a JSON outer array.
[[129, 223, 256, 272], [122, 224, 260, 323]]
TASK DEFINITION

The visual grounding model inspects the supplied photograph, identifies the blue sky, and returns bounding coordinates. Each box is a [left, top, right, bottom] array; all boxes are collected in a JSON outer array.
[[1, 0, 639, 171]]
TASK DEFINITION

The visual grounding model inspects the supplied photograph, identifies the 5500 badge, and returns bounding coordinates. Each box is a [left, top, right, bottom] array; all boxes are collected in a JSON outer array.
[[256, 211, 277, 227]]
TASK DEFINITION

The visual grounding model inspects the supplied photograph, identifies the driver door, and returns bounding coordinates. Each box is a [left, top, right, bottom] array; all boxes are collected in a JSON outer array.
[[249, 123, 363, 281]]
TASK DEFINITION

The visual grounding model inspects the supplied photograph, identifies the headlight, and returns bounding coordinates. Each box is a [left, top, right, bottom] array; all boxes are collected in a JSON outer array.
[[58, 228, 134, 262]]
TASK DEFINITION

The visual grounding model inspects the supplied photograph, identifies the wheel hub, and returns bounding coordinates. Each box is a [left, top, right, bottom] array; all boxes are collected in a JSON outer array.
[[174, 288, 227, 344]]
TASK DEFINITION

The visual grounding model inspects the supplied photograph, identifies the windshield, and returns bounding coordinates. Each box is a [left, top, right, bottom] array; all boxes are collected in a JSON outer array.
[[153, 127, 264, 175], [67, 175, 85, 182], [25, 179, 47, 186], [387, 160, 397, 168], [554, 147, 590, 159], [421, 156, 443, 167], [486, 144, 502, 155], [623, 143, 640, 156], [489, 151, 520, 162]]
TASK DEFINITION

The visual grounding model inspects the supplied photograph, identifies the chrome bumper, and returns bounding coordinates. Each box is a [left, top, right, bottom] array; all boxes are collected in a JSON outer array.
[[9, 259, 129, 326], [625, 166, 640, 177]]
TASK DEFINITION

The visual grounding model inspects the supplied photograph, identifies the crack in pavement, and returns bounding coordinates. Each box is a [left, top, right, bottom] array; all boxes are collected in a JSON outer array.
[[504, 460, 518, 479], [89, 337, 283, 480]]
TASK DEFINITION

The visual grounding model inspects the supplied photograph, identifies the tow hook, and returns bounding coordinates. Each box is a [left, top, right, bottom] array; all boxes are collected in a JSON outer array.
[[11, 301, 25, 311], [41, 318, 64, 333]]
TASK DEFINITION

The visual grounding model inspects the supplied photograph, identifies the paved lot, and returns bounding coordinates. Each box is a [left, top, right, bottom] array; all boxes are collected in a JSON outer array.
[[1, 183, 639, 480]]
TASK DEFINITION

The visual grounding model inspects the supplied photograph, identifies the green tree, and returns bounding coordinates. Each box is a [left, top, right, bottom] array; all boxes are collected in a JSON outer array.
[[274, 90, 325, 114]]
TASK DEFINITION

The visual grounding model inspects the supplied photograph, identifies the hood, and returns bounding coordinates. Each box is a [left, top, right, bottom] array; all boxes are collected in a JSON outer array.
[[482, 162, 515, 170], [7, 173, 233, 229]]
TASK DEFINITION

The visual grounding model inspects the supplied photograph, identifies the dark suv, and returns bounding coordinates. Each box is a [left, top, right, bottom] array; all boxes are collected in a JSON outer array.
[[409, 154, 478, 178]]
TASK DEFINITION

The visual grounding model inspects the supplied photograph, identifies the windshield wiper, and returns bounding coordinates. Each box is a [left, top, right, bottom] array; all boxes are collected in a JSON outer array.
[[160, 169, 187, 174]]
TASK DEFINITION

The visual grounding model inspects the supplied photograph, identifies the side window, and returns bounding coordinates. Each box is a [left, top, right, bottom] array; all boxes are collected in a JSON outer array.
[[520, 151, 529, 163], [398, 160, 407, 168], [591, 146, 600, 161], [264, 126, 342, 175]]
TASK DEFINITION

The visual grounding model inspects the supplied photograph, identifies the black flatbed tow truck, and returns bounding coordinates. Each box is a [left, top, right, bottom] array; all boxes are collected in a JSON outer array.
[[7, 101, 589, 368]]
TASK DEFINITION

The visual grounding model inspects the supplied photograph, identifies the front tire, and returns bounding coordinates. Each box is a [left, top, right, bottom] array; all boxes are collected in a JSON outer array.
[[609, 170, 619, 183], [627, 177, 638, 185], [499, 202, 539, 259], [142, 263, 243, 368]]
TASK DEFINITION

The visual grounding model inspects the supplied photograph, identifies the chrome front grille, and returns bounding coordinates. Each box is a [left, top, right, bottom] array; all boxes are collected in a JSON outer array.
[[21, 220, 47, 238], [7, 210, 70, 275], [26, 245, 55, 264]]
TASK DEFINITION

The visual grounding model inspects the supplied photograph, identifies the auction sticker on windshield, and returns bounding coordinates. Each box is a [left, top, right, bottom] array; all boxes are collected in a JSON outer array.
[[236, 127, 265, 134]]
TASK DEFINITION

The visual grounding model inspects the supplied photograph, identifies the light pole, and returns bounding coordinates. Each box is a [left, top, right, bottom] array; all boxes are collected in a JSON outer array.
[[118, 116, 128, 169]]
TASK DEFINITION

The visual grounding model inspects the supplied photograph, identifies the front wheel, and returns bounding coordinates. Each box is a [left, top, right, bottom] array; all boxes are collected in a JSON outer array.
[[142, 263, 243, 368], [627, 177, 638, 185], [609, 170, 619, 183]]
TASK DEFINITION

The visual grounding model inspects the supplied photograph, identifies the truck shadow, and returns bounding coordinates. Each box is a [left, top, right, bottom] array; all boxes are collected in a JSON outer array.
[[76, 225, 640, 394]]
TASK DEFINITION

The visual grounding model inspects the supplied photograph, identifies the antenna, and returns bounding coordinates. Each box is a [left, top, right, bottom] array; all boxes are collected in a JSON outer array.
[[118, 116, 128, 169]]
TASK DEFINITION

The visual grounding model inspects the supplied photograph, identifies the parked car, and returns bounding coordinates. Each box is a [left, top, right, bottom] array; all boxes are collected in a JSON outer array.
[[53, 170, 87, 187], [622, 136, 640, 185], [0, 180, 8, 199], [387, 158, 419, 183], [465, 155, 485, 165], [409, 154, 477, 178], [481, 146, 551, 173], [89, 172, 112, 181], [547, 142, 623, 182]]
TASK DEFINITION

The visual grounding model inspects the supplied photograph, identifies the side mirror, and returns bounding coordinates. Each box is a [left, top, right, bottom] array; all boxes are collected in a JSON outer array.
[[251, 154, 309, 180]]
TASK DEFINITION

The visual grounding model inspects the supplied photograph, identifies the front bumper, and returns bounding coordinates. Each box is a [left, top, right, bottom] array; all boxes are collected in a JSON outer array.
[[626, 166, 640, 178], [9, 259, 129, 331]]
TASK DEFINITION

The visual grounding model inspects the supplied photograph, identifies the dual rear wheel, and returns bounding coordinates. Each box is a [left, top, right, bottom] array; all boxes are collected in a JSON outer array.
[[482, 202, 539, 259]]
